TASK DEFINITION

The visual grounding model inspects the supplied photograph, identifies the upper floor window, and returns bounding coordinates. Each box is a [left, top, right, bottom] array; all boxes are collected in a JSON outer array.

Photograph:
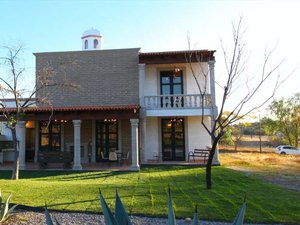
[[160, 70, 183, 95], [84, 40, 88, 49], [94, 39, 99, 48]]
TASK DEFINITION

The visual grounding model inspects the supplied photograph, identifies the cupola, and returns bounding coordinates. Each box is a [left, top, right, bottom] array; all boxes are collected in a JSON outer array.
[[81, 28, 102, 50]]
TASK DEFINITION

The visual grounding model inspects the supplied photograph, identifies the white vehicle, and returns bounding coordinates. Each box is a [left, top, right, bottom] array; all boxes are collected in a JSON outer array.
[[275, 145, 300, 155]]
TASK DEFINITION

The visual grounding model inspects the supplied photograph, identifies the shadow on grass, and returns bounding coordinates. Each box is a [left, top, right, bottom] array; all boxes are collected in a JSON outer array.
[[0, 165, 201, 180], [0, 170, 135, 180]]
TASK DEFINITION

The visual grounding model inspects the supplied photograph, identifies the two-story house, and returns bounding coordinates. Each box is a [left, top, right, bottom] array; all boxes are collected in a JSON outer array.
[[0, 28, 219, 170]]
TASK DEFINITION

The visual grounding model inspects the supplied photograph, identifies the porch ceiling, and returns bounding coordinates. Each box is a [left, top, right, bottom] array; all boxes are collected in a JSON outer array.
[[0, 105, 140, 121]]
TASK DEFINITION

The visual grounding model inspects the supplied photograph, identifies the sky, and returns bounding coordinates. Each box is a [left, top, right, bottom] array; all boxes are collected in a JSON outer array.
[[0, 0, 299, 117]]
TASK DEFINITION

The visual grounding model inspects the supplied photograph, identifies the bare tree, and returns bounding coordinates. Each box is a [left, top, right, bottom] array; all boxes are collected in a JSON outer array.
[[0, 45, 78, 180], [186, 17, 291, 189]]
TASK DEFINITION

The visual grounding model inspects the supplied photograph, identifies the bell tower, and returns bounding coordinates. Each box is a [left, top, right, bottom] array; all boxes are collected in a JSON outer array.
[[81, 28, 102, 50]]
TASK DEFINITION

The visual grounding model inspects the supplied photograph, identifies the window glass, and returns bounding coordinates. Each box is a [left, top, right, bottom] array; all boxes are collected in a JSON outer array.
[[94, 39, 98, 48], [161, 76, 170, 84], [173, 76, 182, 84], [39, 121, 61, 151], [162, 85, 171, 95], [173, 85, 182, 95], [160, 70, 183, 95], [84, 40, 88, 49]]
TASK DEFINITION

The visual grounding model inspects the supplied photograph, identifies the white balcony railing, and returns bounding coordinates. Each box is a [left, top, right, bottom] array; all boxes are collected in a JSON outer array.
[[144, 94, 211, 110]]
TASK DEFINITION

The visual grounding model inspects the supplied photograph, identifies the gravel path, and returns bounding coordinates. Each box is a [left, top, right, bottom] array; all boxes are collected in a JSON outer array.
[[3, 210, 283, 225]]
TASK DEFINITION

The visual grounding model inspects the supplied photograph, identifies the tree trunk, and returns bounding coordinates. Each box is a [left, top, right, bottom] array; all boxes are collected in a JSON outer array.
[[234, 141, 238, 151], [205, 140, 218, 189], [11, 128, 19, 180]]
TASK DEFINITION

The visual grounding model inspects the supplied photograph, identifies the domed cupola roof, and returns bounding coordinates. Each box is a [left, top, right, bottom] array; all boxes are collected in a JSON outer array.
[[81, 28, 102, 39]]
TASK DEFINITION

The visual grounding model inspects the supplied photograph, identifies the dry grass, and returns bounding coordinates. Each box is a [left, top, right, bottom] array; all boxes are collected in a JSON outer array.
[[219, 145, 300, 192], [220, 150, 300, 174]]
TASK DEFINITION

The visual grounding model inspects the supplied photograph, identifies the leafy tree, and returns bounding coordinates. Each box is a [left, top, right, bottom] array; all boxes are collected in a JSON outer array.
[[231, 122, 251, 151], [260, 117, 277, 136], [268, 93, 300, 147], [219, 126, 233, 145]]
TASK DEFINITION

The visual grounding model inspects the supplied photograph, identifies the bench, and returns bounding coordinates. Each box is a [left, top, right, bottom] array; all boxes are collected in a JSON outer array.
[[188, 149, 210, 163], [39, 151, 73, 169]]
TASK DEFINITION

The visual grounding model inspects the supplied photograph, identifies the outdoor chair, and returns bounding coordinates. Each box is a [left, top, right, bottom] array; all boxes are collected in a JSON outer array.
[[121, 152, 130, 164], [153, 151, 159, 162], [101, 152, 108, 160], [109, 152, 118, 161]]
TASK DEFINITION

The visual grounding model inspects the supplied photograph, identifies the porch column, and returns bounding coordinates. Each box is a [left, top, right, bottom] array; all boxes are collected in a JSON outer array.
[[140, 118, 147, 162], [72, 120, 82, 170], [208, 60, 220, 165], [139, 64, 146, 107], [130, 119, 140, 171], [16, 121, 26, 170]]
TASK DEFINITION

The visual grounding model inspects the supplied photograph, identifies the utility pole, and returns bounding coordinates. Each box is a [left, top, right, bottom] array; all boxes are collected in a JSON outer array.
[[259, 114, 262, 153]]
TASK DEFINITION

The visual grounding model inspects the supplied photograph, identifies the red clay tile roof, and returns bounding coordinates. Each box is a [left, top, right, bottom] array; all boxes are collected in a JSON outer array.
[[1, 105, 140, 113], [139, 50, 215, 64]]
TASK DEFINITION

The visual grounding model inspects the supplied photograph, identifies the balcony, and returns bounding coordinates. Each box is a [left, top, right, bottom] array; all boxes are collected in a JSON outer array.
[[143, 94, 212, 117]]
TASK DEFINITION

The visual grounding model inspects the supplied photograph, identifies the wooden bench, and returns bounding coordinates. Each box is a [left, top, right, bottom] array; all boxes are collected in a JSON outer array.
[[188, 149, 210, 163], [39, 151, 73, 169]]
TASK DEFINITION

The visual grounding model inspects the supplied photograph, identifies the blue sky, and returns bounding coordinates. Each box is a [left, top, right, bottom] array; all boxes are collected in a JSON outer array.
[[0, 0, 299, 114]]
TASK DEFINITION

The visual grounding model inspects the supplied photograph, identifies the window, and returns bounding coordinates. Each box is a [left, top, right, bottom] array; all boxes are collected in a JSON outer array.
[[94, 39, 99, 48], [39, 121, 61, 151], [161, 118, 185, 161], [84, 40, 88, 49], [95, 120, 118, 162], [160, 70, 183, 107]]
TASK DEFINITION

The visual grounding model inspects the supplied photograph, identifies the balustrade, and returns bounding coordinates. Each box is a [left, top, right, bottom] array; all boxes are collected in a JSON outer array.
[[144, 94, 211, 109]]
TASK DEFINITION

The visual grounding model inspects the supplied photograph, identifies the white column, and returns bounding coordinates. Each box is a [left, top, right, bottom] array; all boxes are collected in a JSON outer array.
[[139, 64, 146, 107], [208, 60, 220, 165], [16, 121, 26, 170], [72, 120, 82, 170], [140, 118, 147, 162], [130, 119, 140, 171]]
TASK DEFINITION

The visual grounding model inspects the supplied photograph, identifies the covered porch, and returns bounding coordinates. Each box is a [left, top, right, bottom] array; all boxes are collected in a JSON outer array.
[[0, 105, 140, 171]]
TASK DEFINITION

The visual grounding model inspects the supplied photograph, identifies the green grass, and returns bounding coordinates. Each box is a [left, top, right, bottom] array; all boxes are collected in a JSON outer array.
[[0, 166, 299, 224]]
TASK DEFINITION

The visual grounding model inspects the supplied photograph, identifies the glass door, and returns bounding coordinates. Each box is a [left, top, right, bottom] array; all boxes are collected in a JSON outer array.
[[96, 120, 118, 162], [39, 121, 61, 152], [161, 118, 185, 161], [160, 70, 183, 108]]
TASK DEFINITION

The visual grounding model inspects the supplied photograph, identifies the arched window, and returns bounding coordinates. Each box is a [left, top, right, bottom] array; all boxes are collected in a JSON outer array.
[[94, 39, 99, 49], [84, 40, 88, 49]]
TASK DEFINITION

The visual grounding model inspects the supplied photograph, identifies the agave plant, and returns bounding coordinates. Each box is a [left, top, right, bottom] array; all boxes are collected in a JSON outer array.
[[192, 204, 199, 225], [232, 196, 247, 225], [167, 186, 176, 225], [45, 204, 61, 225], [0, 191, 18, 223], [99, 190, 119, 225], [99, 189, 133, 225]]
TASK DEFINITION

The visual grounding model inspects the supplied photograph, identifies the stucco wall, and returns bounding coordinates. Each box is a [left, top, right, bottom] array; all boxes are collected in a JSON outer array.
[[144, 62, 209, 97], [143, 116, 211, 162], [35, 48, 140, 107], [144, 117, 160, 161], [186, 116, 211, 153]]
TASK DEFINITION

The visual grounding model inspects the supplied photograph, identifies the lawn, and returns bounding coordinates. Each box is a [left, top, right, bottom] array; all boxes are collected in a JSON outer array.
[[0, 166, 300, 224]]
